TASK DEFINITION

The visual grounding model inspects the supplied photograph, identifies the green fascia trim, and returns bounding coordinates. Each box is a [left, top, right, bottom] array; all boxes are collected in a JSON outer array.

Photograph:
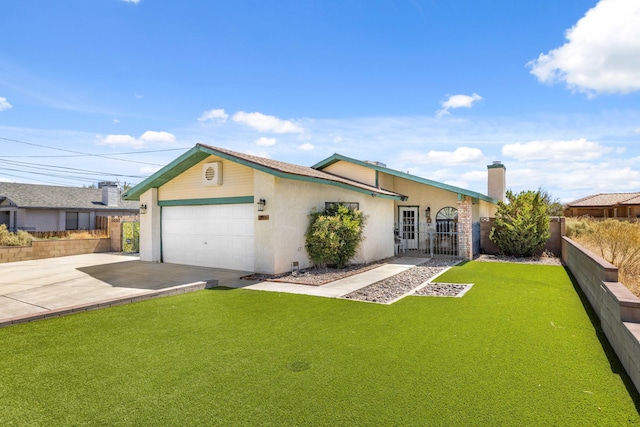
[[280, 173, 403, 200], [313, 153, 498, 204], [158, 196, 254, 207], [124, 144, 404, 202], [195, 146, 404, 199], [122, 146, 210, 201]]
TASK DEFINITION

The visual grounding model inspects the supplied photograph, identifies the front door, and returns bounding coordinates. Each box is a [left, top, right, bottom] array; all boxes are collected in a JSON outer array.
[[399, 206, 419, 250]]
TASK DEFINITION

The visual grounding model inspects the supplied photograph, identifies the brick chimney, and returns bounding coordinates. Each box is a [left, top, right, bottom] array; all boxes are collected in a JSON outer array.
[[487, 161, 506, 202]]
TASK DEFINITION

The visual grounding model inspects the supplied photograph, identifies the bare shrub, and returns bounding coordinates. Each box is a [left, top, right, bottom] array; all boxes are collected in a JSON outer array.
[[30, 230, 108, 240], [567, 217, 640, 297], [0, 224, 33, 247]]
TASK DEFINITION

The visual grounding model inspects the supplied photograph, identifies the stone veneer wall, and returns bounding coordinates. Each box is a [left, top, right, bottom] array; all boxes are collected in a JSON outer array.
[[457, 196, 473, 260], [562, 236, 640, 394], [480, 217, 565, 255], [0, 238, 111, 264]]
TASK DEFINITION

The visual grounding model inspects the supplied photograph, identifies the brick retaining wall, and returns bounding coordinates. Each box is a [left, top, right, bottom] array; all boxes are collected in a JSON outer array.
[[0, 238, 111, 263], [562, 236, 640, 394]]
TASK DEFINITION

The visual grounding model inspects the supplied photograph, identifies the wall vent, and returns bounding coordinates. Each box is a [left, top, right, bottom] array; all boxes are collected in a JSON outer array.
[[202, 162, 222, 186]]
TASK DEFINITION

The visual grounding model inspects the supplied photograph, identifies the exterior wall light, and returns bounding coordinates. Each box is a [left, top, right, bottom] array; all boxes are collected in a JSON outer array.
[[140, 203, 147, 214], [257, 199, 266, 212], [425, 206, 432, 224]]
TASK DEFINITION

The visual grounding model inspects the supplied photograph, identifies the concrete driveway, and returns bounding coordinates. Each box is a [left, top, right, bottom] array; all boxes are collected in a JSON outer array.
[[0, 253, 252, 326]]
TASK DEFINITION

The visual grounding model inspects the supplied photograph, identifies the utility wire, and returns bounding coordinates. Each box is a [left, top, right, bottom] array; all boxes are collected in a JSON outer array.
[[0, 159, 148, 178], [0, 136, 169, 166], [0, 147, 190, 158]]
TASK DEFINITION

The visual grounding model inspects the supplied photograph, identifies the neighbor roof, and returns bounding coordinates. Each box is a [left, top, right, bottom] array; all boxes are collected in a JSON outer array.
[[123, 144, 407, 201], [567, 192, 640, 207], [0, 182, 139, 210], [312, 153, 498, 204]]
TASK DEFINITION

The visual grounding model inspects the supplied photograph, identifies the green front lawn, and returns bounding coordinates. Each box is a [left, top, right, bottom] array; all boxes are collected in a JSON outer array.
[[1, 262, 638, 426]]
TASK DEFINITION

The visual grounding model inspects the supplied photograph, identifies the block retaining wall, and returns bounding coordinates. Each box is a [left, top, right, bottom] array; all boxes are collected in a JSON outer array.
[[480, 217, 565, 255], [562, 236, 640, 394], [0, 238, 111, 263]]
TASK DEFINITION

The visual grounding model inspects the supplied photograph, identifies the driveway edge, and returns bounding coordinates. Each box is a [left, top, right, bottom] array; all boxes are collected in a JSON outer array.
[[0, 279, 218, 328]]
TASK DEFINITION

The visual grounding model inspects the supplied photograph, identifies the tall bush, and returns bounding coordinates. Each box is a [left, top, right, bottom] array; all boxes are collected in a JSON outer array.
[[490, 190, 550, 257], [305, 203, 366, 268], [0, 224, 33, 247]]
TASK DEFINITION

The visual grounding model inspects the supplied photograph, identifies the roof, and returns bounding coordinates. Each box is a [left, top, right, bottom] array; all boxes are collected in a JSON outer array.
[[312, 153, 498, 204], [0, 182, 139, 210], [122, 144, 407, 201], [567, 192, 640, 207]]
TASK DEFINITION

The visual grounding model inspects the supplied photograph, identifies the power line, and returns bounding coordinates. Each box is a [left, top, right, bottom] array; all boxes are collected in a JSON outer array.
[[0, 159, 148, 178], [0, 136, 170, 166], [0, 147, 190, 159]]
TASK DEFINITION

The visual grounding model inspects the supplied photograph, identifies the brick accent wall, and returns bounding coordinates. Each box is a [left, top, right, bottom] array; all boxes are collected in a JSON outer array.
[[457, 196, 473, 260], [562, 237, 640, 395], [480, 216, 565, 255], [0, 238, 111, 263]]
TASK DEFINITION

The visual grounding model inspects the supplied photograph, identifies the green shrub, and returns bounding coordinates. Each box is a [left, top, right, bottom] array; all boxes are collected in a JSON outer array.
[[490, 190, 550, 257], [0, 224, 33, 247], [305, 203, 366, 268]]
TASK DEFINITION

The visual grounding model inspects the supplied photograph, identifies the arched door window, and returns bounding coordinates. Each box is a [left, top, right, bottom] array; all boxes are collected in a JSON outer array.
[[436, 207, 458, 233]]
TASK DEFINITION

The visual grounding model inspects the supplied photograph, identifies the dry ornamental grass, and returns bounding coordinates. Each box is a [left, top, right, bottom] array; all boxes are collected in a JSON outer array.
[[566, 217, 640, 297]]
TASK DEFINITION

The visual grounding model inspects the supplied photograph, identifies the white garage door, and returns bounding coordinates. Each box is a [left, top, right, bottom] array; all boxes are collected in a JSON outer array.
[[162, 204, 254, 271]]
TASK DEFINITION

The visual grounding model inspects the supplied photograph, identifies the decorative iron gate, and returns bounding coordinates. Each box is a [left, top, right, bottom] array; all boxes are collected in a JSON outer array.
[[397, 220, 463, 258]]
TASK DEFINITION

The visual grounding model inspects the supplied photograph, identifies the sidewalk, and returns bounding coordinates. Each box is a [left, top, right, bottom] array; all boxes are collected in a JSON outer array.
[[237, 257, 431, 298]]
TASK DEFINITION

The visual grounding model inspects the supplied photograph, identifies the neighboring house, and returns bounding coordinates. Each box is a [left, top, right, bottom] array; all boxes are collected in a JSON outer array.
[[565, 192, 640, 218], [123, 144, 503, 274], [0, 182, 139, 232]]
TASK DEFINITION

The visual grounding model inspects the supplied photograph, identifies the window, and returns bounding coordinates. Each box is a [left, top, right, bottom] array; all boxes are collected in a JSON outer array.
[[66, 212, 90, 230]]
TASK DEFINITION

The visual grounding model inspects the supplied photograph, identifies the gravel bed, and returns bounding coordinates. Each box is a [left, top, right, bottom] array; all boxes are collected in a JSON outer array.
[[342, 259, 459, 304], [241, 258, 393, 286], [414, 283, 471, 297], [474, 254, 562, 265]]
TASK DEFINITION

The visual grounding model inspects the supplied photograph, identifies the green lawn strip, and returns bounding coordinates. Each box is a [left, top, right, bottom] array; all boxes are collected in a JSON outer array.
[[0, 261, 638, 426]]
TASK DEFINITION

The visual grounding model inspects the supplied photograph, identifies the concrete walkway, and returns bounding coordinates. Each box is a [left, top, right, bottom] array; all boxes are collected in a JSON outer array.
[[238, 257, 430, 298]]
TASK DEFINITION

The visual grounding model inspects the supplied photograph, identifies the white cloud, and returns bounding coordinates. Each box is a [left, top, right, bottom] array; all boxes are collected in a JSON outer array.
[[528, 0, 640, 95], [0, 97, 12, 111], [255, 137, 276, 147], [298, 143, 314, 151], [502, 138, 613, 161], [134, 93, 144, 99], [140, 130, 176, 144], [232, 111, 305, 134], [436, 93, 482, 117], [398, 147, 484, 166], [123, 0, 140, 4], [112, 119, 120, 124], [97, 134, 144, 148], [198, 108, 228, 123], [139, 166, 161, 175], [97, 130, 176, 148]]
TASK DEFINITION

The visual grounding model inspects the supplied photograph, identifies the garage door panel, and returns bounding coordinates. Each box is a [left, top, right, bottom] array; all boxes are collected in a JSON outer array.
[[162, 204, 254, 271]]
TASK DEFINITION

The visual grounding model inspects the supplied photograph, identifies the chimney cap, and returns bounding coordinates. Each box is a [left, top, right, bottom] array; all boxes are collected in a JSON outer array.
[[487, 161, 506, 169]]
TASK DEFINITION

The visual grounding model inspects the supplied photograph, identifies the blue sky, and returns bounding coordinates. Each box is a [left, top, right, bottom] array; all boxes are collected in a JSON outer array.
[[1, 0, 639, 202]]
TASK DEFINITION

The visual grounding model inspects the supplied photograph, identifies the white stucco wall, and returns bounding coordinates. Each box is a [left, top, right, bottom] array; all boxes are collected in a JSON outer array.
[[139, 188, 161, 262], [254, 170, 395, 275]]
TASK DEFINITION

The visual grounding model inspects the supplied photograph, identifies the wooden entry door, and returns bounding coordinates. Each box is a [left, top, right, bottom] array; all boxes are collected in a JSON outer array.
[[399, 206, 419, 250]]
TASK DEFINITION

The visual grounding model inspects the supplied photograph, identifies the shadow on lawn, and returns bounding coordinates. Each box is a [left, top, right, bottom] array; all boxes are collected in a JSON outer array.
[[565, 266, 640, 411]]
